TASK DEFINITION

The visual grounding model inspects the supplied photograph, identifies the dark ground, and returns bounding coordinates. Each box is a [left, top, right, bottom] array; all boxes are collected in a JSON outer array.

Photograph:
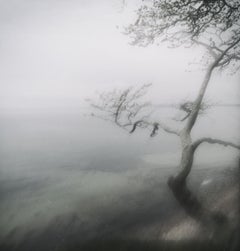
[[0, 165, 239, 251]]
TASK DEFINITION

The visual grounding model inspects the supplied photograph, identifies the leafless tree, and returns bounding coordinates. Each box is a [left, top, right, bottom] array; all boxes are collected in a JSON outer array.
[[89, 0, 240, 243]]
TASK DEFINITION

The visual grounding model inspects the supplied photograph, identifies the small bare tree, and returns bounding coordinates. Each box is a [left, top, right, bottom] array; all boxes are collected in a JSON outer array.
[[89, 0, 240, 241]]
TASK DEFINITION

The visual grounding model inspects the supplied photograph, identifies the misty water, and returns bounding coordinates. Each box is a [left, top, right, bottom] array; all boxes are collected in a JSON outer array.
[[0, 106, 239, 249]]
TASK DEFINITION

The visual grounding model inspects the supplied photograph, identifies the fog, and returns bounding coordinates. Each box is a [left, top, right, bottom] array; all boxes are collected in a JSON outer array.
[[0, 106, 239, 250], [0, 1, 239, 251], [0, 0, 239, 112]]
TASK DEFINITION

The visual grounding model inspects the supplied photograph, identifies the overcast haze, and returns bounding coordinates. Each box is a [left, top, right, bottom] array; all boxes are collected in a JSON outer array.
[[0, 0, 239, 113], [0, 1, 240, 250]]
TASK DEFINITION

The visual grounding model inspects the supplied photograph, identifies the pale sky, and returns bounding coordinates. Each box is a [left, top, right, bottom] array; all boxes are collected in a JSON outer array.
[[0, 0, 239, 112]]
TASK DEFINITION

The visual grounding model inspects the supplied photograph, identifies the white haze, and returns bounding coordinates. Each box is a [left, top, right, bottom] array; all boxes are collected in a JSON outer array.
[[0, 0, 239, 113], [0, 1, 239, 249]]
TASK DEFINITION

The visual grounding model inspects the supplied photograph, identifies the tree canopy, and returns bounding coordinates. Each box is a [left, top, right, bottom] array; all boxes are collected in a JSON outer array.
[[126, 0, 240, 71]]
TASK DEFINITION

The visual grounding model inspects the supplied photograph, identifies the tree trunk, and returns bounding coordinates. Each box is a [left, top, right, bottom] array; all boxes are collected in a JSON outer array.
[[165, 50, 237, 237], [167, 129, 229, 239], [168, 130, 204, 220]]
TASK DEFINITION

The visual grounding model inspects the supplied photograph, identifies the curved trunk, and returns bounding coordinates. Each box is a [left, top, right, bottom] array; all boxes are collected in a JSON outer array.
[[166, 51, 233, 233], [168, 130, 203, 219], [168, 130, 229, 238], [175, 130, 194, 182]]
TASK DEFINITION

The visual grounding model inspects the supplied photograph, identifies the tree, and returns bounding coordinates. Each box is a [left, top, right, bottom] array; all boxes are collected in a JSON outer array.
[[89, 0, 240, 242]]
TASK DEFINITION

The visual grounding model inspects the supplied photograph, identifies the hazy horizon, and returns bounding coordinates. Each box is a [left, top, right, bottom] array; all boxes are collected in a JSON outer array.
[[0, 1, 239, 250], [0, 0, 239, 114]]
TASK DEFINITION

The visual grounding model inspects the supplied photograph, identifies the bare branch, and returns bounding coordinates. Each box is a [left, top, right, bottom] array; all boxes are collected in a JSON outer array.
[[185, 37, 240, 132], [129, 120, 147, 133], [193, 137, 240, 151], [192, 39, 218, 59], [128, 119, 180, 137], [88, 84, 155, 132], [157, 121, 180, 136], [150, 122, 159, 137], [88, 83, 182, 138], [174, 100, 211, 122]]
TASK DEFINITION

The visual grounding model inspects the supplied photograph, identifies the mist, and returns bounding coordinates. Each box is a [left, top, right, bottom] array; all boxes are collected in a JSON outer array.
[[0, 0, 239, 113], [0, 1, 239, 251]]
